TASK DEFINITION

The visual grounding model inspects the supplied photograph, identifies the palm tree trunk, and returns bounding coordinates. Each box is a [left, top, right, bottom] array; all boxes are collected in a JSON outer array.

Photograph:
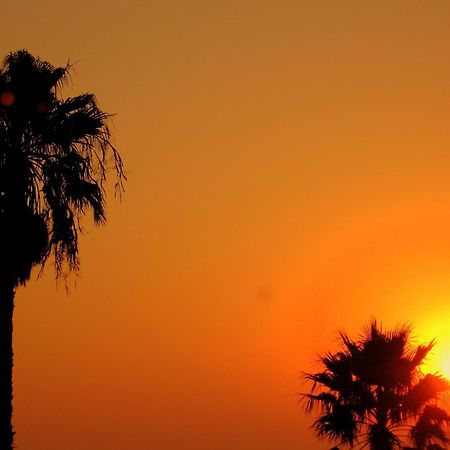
[[0, 278, 15, 450]]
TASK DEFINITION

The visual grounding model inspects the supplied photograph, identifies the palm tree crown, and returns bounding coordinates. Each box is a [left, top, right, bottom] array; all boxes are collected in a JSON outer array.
[[0, 50, 125, 450], [0, 49, 124, 285], [303, 320, 450, 450]]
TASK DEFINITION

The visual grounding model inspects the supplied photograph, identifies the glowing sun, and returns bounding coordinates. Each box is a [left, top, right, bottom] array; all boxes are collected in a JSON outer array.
[[417, 320, 450, 379]]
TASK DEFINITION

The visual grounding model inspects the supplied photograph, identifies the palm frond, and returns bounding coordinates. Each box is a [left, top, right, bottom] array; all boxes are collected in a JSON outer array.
[[302, 392, 340, 414], [313, 402, 357, 446], [410, 404, 450, 450], [404, 375, 450, 414], [410, 342, 435, 370], [0, 50, 125, 284]]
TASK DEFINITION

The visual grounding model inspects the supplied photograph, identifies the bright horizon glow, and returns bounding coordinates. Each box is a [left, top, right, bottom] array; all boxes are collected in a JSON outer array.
[[421, 343, 450, 378], [417, 316, 450, 379], [436, 355, 450, 379]]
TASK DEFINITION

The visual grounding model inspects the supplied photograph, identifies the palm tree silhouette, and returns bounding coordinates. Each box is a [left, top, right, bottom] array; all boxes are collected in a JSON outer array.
[[0, 50, 124, 449], [303, 320, 450, 450]]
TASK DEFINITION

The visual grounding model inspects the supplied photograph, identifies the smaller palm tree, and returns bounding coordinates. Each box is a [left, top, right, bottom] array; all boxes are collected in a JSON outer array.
[[302, 320, 450, 450]]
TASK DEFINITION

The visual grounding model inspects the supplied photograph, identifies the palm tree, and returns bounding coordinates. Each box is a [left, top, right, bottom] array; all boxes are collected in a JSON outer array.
[[302, 320, 450, 450], [0, 50, 124, 449]]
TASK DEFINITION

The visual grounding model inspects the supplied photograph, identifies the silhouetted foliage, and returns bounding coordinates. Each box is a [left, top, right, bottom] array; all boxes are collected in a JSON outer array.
[[302, 320, 450, 450], [0, 49, 124, 285], [0, 49, 125, 449]]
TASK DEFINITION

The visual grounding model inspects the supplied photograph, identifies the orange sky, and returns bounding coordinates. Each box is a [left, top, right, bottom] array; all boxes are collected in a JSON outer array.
[[3, 1, 450, 449]]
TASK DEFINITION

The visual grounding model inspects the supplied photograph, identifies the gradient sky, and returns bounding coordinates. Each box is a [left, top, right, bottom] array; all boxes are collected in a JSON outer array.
[[3, 1, 450, 449]]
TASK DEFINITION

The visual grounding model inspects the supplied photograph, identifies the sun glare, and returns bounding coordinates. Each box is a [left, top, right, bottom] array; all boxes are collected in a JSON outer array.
[[439, 355, 450, 379], [417, 319, 450, 380]]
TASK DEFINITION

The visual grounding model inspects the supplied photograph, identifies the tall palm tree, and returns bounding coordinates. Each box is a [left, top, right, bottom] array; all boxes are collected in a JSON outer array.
[[0, 50, 124, 449], [302, 320, 450, 450]]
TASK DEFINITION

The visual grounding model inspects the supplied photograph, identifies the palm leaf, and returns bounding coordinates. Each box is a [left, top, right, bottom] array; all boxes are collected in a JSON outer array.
[[410, 404, 450, 450]]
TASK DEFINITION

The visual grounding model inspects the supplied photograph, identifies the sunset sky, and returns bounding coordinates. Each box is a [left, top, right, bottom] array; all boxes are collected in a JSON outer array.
[[3, 1, 450, 449]]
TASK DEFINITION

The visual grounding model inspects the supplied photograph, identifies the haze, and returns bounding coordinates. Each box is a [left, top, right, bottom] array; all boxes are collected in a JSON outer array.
[[3, 1, 450, 449]]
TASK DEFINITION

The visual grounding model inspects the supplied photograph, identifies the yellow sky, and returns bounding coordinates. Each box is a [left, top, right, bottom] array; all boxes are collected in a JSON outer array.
[[3, 1, 450, 449]]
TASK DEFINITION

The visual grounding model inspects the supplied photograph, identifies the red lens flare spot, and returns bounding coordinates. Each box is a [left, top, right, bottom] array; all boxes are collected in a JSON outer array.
[[0, 92, 15, 107], [35, 102, 48, 113]]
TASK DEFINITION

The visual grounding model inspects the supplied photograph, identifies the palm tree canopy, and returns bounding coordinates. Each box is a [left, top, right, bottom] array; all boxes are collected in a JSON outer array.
[[0, 50, 124, 285], [303, 320, 450, 450]]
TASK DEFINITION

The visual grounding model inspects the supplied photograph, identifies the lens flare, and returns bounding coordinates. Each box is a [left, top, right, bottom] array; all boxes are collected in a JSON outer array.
[[35, 101, 48, 113], [0, 92, 15, 107]]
